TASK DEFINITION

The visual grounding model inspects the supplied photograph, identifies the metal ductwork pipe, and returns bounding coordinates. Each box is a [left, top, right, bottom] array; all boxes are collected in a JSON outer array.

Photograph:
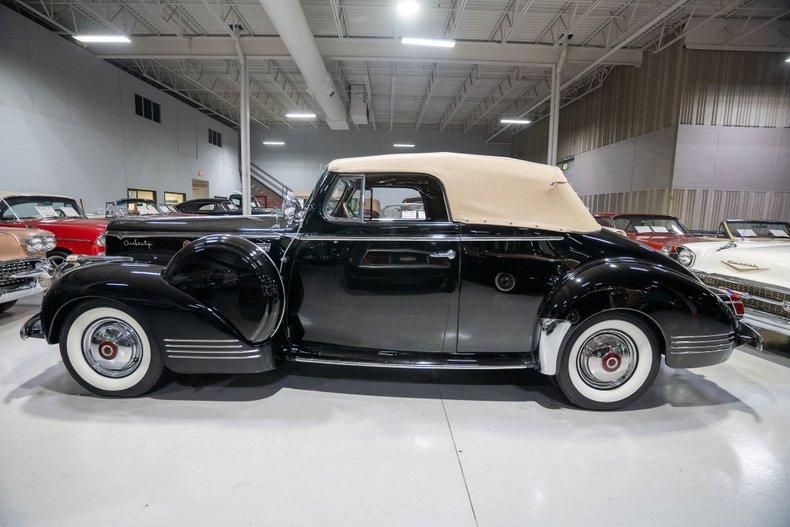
[[257, 0, 349, 130]]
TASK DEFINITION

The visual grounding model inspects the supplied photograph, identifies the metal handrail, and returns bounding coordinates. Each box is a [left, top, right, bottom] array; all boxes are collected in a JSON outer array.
[[250, 163, 292, 198]]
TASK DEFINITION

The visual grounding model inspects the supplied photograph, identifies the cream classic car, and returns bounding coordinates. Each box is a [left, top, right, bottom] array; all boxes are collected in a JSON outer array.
[[677, 230, 790, 335], [0, 227, 55, 313]]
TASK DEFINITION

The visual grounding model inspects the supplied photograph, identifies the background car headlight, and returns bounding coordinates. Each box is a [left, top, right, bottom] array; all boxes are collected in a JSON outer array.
[[677, 247, 695, 266], [42, 234, 56, 252], [95, 233, 106, 247], [22, 235, 45, 253]]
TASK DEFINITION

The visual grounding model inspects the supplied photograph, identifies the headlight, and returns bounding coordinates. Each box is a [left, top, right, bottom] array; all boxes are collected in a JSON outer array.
[[95, 233, 106, 247], [22, 235, 45, 253], [42, 235, 56, 252], [677, 247, 695, 267]]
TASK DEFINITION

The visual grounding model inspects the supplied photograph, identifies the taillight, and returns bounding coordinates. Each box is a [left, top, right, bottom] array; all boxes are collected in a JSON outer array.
[[718, 287, 745, 318]]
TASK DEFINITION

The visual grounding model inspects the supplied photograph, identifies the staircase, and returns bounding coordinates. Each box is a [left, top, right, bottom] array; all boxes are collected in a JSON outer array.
[[249, 163, 292, 209]]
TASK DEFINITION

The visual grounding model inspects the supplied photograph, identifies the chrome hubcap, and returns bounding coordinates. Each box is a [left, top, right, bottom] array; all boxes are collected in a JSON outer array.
[[81, 318, 142, 378], [577, 329, 637, 389]]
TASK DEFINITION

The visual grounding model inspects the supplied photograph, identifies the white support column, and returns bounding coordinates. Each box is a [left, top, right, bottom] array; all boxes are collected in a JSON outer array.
[[238, 53, 252, 216], [547, 42, 568, 166]]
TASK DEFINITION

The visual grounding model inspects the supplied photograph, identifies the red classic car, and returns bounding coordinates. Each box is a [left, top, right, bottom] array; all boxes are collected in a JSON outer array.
[[593, 212, 709, 256], [0, 192, 108, 265]]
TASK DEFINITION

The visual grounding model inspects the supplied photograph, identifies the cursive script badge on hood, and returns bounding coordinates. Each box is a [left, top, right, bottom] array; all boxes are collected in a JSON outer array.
[[124, 239, 153, 250], [722, 259, 768, 272]]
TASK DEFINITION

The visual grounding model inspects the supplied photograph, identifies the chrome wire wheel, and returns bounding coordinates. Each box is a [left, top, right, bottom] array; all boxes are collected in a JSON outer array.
[[81, 317, 143, 378], [576, 329, 638, 390]]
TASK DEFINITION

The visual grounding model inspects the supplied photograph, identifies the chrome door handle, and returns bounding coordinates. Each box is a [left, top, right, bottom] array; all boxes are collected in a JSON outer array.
[[429, 249, 456, 260]]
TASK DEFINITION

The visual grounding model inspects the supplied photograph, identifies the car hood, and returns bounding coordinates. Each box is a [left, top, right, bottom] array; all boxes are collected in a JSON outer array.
[[26, 217, 108, 232], [629, 233, 709, 249], [107, 214, 289, 235], [681, 240, 790, 289]]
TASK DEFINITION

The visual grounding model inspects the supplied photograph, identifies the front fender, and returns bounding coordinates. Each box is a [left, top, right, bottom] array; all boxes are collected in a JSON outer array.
[[539, 257, 738, 351], [40, 261, 248, 347]]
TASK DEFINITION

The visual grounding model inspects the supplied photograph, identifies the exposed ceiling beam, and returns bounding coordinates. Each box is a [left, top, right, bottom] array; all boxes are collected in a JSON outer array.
[[486, 0, 692, 142], [443, 0, 468, 38], [438, 64, 478, 131], [89, 36, 644, 68], [414, 63, 438, 131]]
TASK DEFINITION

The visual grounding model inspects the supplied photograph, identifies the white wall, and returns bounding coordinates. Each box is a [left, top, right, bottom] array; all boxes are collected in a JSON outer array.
[[0, 5, 239, 212], [563, 126, 676, 196], [251, 125, 510, 192], [673, 125, 790, 192]]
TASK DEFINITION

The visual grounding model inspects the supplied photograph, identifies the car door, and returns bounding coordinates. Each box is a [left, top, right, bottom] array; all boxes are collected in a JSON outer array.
[[288, 172, 460, 353], [457, 225, 569, 353]]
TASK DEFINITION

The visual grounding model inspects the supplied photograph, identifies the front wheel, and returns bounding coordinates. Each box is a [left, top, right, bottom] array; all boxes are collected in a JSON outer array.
[[555, 312, 660, 410], [59, 300, 165, 397]]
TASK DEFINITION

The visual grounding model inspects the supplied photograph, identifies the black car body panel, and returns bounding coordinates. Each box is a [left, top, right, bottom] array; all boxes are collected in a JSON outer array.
[[29, 166, 752, 382]]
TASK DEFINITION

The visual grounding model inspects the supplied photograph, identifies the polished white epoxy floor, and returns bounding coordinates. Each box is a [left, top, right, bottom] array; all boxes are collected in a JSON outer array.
[[1, 296, 788, 526]]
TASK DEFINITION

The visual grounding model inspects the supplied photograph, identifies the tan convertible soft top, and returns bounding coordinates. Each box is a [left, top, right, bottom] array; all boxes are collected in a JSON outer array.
[[327, 152, 600, 233]]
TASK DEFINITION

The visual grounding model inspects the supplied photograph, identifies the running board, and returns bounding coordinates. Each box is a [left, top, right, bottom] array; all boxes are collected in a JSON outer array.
[[290, 349, 535, 370]]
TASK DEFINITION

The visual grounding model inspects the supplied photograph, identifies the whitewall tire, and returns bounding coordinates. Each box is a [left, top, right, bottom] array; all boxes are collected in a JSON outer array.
[[555, 312, 660, 410], [59, 301, 165, 397]]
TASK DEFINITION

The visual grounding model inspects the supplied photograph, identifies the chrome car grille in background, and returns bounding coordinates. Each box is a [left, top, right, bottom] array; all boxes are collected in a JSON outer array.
[[669, 332, 736, 355], [699, 274, 790, 319], [0, 259, 39, 289]]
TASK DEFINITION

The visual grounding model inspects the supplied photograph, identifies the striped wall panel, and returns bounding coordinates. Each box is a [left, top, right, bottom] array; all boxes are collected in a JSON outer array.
[[581, 188, 790, 230]]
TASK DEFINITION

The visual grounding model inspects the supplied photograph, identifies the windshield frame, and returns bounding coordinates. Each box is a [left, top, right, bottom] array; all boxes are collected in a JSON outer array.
[[722, 220, 790, 240], [612, 215, 690, 236]]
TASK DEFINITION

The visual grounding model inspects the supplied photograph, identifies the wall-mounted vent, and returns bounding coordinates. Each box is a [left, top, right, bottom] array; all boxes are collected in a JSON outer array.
[[134, 94, 161, 123], [209, 128, 222, 148]]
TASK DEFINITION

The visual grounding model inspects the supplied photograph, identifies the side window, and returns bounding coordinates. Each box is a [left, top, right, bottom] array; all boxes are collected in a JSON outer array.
[[324, 176, 363, 221], [364, 173, 448, 222], [197, 203, 216, 212], [595, 217, 613, 228], [369, 187, 425, 220]]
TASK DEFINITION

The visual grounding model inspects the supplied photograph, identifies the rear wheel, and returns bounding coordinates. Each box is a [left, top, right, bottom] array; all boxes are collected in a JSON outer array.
[[555, 312, 660, 410], [59, 300, 165, 397]]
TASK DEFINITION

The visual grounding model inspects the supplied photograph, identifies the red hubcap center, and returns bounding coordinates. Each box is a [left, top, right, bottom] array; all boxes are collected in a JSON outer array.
[[601, 351, 621, 372], [98, 341, 118, 360]]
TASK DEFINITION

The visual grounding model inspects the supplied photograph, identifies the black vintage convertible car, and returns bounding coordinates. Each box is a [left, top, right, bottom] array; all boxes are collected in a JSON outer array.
[[21, 153, 761, 409]]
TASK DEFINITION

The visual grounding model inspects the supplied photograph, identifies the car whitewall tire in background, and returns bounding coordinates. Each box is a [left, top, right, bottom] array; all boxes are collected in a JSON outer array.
[[556, 313, 660, 410], [59, 301, 165, 397]]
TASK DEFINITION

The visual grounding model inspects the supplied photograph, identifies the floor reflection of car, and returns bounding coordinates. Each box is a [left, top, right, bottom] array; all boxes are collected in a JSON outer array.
[[23, 153, 759, 411], [593, 212, 710, 257], [0, 192, 108, 265], [677, 220, 790, 336], [0, 226, 54, 313]]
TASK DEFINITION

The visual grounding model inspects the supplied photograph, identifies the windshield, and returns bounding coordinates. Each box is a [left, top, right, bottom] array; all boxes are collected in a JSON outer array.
[[106, 200, 165, 218], [1, 196, 85, 220], [613, 216, 688, 235], [724, 221, 790, 239]]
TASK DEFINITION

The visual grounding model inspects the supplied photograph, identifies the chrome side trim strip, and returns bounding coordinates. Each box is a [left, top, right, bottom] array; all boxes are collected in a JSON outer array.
[[297, 234, 458, 242], [108, 232, 285, 240], [163, 338, 239, 343], [460, 236, 564, 242], [670, 348, 732, 355], [670, 332, 735, 339], [291, 357, 528, 369], [167, 355, 262, 360], [165, 344, 244, 349], [166, 349, 259, 354]]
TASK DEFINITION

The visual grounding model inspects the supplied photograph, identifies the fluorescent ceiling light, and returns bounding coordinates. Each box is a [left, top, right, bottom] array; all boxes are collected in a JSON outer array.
[[262, 140, 285, 146], [500, 118, 532, 125], [401, 37, 455, 48], [397, 1, 420, 17], [285, 112, 316, 119], [393, 143, 415, 148], [74, 34, 131, 43]]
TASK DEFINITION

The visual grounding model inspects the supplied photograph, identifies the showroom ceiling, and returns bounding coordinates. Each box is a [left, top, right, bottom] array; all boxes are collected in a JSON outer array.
[[10, 0, 790, 140]]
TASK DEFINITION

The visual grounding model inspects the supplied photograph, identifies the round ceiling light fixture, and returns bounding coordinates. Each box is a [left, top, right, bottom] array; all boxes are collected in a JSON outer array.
[[397, 1, 420, 18]]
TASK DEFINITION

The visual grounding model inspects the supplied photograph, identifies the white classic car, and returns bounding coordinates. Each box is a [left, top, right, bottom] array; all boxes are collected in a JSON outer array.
[[677, 220, 790, 335]]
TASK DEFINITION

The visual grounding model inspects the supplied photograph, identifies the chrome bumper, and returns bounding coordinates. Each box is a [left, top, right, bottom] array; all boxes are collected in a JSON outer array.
[[742, 309, 790, 337], [0, 261, 52, 303]]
